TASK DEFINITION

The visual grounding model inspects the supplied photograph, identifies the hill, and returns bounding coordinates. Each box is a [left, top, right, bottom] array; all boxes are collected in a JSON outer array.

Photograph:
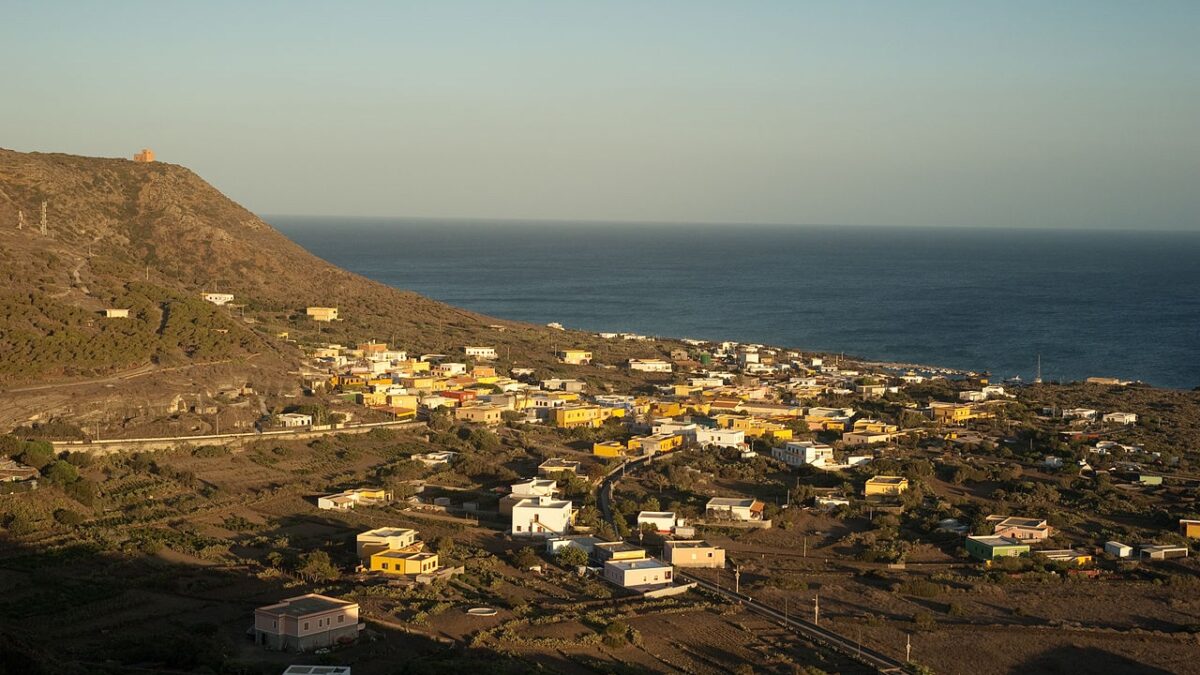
[[0, 148, 668, 431]]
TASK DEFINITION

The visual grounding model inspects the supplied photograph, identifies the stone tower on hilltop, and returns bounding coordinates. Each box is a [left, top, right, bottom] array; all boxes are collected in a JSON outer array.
[[133, 148, 155, 163]]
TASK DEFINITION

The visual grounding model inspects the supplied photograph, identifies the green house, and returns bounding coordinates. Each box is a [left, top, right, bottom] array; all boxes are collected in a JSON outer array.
[[966, 535, 1030, 561], [1137, 474, 1163, 486]]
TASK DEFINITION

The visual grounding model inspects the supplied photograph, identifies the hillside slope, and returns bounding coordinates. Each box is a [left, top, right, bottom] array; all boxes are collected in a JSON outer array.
[[0, 148, 668, 428]]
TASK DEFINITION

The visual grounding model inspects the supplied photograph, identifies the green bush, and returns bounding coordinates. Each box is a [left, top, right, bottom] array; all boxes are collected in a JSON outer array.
[[43, 460, 80, 486], [53, 508, 85, 526]]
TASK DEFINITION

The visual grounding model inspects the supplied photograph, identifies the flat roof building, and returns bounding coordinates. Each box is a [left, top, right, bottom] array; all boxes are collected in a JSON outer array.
[[253, 594, 360, 652]]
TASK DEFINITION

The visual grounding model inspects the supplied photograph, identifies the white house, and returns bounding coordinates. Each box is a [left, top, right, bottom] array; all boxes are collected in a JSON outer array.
[[603, 558, 674, 589], [652, 420, 698, 440], [356, 527, 418, 559], [959, 390, 987, 402], [414, 451, 458, 466], [705, 497, 764, 522], [464, 346, 497, 360], [511, 478, 558, 498], [317, 488, 392, 511], [1062, 408, 1098, 421], [629, 359, 673, 373], [1102, 412, 1138, 425], [772, 441, 834, 468], [201, 292, 235, 306], [981, 385, 1007, 397], [662, 540, 725, 568], [1104, 541, 1133, 558], [277, 413, 313, 428], [696, 427, 745, 449], [511, 495, 574, 537], [636, 511, 678, 533], [433, 362, 467, 376]]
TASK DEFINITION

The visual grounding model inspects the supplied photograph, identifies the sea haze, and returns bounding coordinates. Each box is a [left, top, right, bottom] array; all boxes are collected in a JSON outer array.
[[272, 218, 1200, 390]]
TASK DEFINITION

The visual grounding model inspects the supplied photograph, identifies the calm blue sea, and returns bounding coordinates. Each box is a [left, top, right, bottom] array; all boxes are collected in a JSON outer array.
[[272, 217, 1200, 390]]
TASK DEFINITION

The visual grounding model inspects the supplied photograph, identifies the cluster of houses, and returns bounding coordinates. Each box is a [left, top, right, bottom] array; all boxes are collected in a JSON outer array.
[[959, 513, 1192, 566]]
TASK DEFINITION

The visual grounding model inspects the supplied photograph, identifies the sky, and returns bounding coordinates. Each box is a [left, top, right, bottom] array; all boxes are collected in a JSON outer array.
[[1, 1, 1198, 229]]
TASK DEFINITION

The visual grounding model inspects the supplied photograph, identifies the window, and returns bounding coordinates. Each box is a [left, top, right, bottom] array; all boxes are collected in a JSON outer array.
[[382, 562, 389, 569], [338, 615, 344, 624], [304, 622, 309, 630]]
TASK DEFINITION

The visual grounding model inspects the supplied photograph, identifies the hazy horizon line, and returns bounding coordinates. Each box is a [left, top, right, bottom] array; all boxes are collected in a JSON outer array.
[[265, 212, 1200, 234]]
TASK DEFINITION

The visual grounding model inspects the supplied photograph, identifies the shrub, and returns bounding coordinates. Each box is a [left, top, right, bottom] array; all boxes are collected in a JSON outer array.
[[555, 546, 588, 568], [913, 610, 936, 632], [43, 459, 80, 486], [18, 443, 55, 470], [296, 550, 339, 582], [53, 508, 85, 526], [511, 547, 542, 570]]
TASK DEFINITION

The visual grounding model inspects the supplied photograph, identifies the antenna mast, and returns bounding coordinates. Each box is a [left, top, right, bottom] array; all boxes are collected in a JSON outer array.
[[1034, 354, 1043, 384], [39, 201, 48, 235]]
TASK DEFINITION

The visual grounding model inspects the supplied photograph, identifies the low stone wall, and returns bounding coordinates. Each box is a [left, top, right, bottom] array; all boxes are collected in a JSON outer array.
[[51, 420, 426, 455]]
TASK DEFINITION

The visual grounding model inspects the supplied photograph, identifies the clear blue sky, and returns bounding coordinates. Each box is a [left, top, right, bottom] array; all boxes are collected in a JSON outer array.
[[2, 1, 1198, 229]]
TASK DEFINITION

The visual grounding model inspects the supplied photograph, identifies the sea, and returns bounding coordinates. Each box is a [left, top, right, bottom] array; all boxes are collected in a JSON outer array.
[[271, 217, 1200, 390]]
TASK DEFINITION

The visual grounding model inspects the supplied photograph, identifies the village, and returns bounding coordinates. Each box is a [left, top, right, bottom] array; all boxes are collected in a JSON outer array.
[[3, 302, 1200, 674]]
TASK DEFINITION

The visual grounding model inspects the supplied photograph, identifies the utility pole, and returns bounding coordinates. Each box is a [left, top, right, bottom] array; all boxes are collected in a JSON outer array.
[[803, 536, 807, 558], [16, 209, 23, 230], [814, 593, 820, 625], [906, 634, 911, 663], [734, 565, 741, 594]]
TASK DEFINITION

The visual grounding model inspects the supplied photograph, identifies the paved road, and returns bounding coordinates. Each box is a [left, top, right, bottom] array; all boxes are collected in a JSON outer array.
[[597, 453, 908, 674]]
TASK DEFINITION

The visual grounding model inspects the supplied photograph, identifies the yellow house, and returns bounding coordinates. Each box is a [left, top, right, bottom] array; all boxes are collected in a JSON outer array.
[[361, 391, 387, 407], [712, 414, 741, 430], [333, 375, 366, 390], [929, 402, 988, 424], [853, 419, 900, 434], [593, 441, 629, 458], [805, 415, 848, 432], [761, 423, 793, 441], [628, 433, 683, 455], [401, 376, 436, 391], [387, 394, 420, 410], [1181, 519, 1200, 538], [552, 404, 620, 428], [864, 475, 909, 497], [393, 359, 431, 374], [718, 416, 792, 440], [652, 401, 686, 417], [368, 377, 395, 388], [455, 405, 504, 425], [368, 550, 439, 575], [558, 349, 592, 365], [306, 306, 339, 322]]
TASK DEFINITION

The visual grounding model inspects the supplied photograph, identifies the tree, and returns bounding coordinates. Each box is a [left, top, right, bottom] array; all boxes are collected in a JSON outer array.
[[602, 620, 631, 647], [43, 459, 80, 486], [511, 546, 541, 570], [555, 545, 588, 568], [18, 443, 54, 470], [296, 550, 339, 582], [53, 508, 84, 526]]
